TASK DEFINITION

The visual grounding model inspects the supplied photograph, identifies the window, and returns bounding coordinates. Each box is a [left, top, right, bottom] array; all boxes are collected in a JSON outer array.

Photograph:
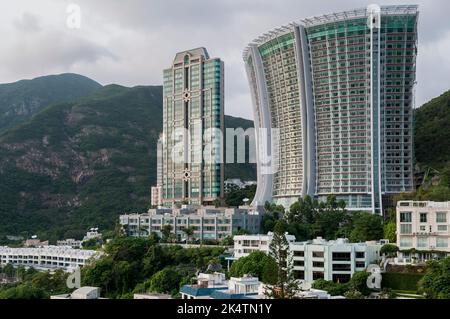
[[313, 271, 324, 280], [436, 238, 448, 248], [313, 261, 324, 268], [400, 237, 412, 248], [400, 212, 412, 222], [355, 252, 365, 259], [417, 237, 427, 248], [420, 213, 427, 223], [332, 264, 351, 271], [437, 225, 448, 232], [355, 262, 366, 268], [436, 212, 447, 223], [294, 260, 304, 267], [420, 226, 426, 231], [312, 251, 324, 258], [332, 252, 351, 261], [332, 274, 351, 283], [400, 224, 412, 234], [294, 251, 304, 257]]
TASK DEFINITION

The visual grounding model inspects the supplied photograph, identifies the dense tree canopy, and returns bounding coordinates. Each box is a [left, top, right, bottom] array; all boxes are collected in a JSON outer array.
[[81, 237, 225, 298], [419, 257, 450, 299], [229, 251, 277, 285]]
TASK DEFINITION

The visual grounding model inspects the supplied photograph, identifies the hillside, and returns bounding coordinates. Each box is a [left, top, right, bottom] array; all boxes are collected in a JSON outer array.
[[0, 83, 255, 240], [415, 89, 450, 170], [0, 73, 102, 133]]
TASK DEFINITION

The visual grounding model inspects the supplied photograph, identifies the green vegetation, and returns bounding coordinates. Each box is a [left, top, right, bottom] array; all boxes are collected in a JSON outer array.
[[312, 279, 349, 296], [415, 89, 450, 170], [311, 271, 372, 298], [0, 73, 102, 134], [224, 185, 256, 207], [380, 244, 399, 257], [81, 236, 225, 298], [228, 251, 277, 285], [383, 272, 423, 293], [264, 195, 384, 243], [264, 220, 299, 299], [0, 266, 69, 299], [418, 257, 450, 298], [0, 78, 255, 241]]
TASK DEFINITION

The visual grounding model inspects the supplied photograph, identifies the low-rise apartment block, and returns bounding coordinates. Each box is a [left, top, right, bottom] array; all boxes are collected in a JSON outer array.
[[232, 234, 383, 284], [396, 201, 450, 263], [120, 205, 262, 241], [233, 232, 296, 258], [290, 237, 382, 284], [0, 246, 102, 272]]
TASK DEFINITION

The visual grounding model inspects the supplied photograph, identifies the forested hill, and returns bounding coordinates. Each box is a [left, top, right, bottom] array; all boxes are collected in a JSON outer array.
[[0, 79, 255, 241]]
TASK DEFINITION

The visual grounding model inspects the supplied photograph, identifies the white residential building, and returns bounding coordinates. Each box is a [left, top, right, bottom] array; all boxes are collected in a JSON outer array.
[[0, 246, 102, 272], [396, 201, 450, 263], [290, 237, 382, 284], [232, 234, 382, 284], [56, 238, 82, 249], [233, 232, 296, 258], [56, 229, 102, 249], [120, 205, 262, 242]]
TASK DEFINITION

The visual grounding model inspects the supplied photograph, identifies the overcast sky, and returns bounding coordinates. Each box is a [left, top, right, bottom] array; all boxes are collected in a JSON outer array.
[[0, 0, 449, 120]]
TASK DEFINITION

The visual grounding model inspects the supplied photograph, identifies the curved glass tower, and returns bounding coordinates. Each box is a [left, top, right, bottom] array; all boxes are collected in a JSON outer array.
[[244, 5, 418, 213]]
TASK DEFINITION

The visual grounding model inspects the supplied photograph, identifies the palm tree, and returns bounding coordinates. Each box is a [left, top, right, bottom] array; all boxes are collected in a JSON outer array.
[[139, 226, 149, 237], [182, 227, 195, 244], [161, 224, 172, 243]]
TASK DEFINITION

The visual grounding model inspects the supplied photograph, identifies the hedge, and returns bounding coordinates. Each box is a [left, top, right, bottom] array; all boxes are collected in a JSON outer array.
[[382, 272, 424, 292]]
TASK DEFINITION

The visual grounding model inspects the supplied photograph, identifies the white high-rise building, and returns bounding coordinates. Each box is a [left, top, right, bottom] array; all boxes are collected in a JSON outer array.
[[243, 5, 418, 213]]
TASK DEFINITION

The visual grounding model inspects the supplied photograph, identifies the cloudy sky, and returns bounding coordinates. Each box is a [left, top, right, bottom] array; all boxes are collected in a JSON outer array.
[[0, 0, 449, 120]]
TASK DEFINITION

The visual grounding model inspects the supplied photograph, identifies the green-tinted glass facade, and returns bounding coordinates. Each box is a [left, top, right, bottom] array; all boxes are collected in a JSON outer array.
[[162, 48, 224, 207]]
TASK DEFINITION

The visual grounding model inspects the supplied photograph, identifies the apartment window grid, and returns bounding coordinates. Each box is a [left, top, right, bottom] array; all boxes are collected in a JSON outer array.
[[259, 31, 304, 198], [308, 18, 373, 207], [162, 51, 223, 206], [379, 15, 416, 194]]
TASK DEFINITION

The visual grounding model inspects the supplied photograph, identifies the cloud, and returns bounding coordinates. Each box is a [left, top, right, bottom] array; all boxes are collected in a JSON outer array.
[[13, 12, 42, 32], [0, 0, 449, 119]]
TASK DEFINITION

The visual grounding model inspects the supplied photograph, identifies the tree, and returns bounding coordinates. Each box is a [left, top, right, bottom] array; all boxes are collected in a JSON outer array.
[[182, 227, 195, 244], [344, 289, 364, 299], [2, 263, 16, 278], [264, 220, 299, 299], [349, 271, 371, 296], [418, 257, 450, 299], [149, 268, 182, 295], [349, 212, 384, 242], [161, 224, 173, 243], [225, 185, 256, 207], [383, 221, 396, 243], [380, 244, 399, 258], [229, 251, 277, 285], [312, 279, 349, 296], [220, 236, 234, 246]]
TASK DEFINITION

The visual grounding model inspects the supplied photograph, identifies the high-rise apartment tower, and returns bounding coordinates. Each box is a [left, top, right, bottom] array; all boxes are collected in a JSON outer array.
[[244, 5, 418, 213], [161, 48, 225, 207]]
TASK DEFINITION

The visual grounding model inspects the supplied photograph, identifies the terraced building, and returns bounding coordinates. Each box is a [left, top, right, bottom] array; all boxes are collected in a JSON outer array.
[[244, 5, 418, 213]]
